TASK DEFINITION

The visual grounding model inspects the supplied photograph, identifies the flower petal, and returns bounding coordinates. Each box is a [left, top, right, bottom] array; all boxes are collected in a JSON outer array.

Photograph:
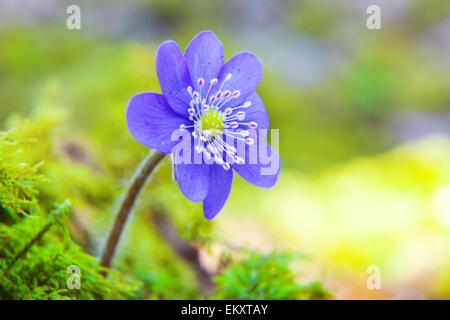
[[240, 92, 269, 137], [217, 51, 263, 109], [126, 92, 190, 153], [175, 162, 210, 202], [156, 40, 192, 116], [203, 164, 233, 219], [232, 130, 280, 188], [184, 30, 224, 92]]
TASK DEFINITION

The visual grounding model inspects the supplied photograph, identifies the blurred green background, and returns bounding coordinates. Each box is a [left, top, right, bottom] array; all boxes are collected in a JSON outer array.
[[0, 0, 449, 299]]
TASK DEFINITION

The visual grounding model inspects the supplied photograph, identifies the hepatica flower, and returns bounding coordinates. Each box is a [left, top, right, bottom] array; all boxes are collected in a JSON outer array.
[[126, 30, 280, 219]]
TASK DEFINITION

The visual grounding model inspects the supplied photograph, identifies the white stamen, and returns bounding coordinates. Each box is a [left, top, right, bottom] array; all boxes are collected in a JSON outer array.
[[234, 156, 245, 165], [249, 121, 258, 129], [228, 122, 239, 129], [183, 73, 254, 167], [240, 130, 250, 137], [214, 154, 224, 165]]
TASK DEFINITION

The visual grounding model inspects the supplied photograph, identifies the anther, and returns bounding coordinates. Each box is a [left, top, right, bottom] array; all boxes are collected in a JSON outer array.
[[229, 122, 239, 129], [234, 156, 245, 165], [198, 78, 205, 86], [249, 121, 258, 129]]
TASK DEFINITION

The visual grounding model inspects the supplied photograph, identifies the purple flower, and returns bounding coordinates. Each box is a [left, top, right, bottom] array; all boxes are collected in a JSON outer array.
[[126, 30, 280, 219]]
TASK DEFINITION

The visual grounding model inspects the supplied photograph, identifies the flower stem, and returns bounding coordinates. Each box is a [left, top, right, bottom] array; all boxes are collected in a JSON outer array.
[[100, 150, 166, 273]]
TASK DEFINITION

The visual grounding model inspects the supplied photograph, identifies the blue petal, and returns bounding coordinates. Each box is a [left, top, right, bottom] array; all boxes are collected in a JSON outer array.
[[232, 130, 280, 188], [126, 92, 190, 153], [217, 51, 262, 109], [203, 164, 233, 219], [174, 162, 210, 203], [184, 30, 224, 93], [156, 40, 192, 116], [240, 92, 269, 137]]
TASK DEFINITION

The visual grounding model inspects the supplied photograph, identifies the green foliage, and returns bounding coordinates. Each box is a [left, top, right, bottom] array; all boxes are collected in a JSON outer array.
[[288, 0, 342, 37], [213, 251, 330, 300], [0, 124, 48, 216], [0, 121, 141, 300], [0, 201, 140, 300]]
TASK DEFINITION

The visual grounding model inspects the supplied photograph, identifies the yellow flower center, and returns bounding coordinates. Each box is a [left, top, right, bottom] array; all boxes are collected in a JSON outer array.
[[198, 109, 224, 137]]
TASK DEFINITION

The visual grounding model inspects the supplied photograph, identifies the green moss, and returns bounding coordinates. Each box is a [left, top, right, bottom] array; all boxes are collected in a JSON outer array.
[[0, 125, 48, 217], [213, 250, 331, 300], [0, 202, 140, 300], [0, 122, 140, 300]]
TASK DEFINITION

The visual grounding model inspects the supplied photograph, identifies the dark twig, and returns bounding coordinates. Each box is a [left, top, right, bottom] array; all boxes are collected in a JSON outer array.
[[100, 150, 166, 273], [8, 222, 53, 270]]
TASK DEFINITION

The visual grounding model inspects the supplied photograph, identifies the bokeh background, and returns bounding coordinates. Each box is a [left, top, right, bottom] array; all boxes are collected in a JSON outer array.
[[1, 0, 449, 299]]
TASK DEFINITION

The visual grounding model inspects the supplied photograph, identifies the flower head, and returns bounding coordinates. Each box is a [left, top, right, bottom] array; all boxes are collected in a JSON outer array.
[[126, 30, 280, 219]]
